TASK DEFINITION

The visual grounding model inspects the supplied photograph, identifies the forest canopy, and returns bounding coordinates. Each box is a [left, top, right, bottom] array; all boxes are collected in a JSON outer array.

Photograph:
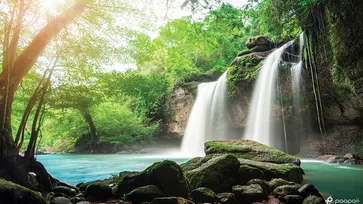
[[1, 0, 311, 153]]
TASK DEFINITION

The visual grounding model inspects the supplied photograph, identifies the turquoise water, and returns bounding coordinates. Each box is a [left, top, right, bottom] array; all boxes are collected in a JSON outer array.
[[37, 155, 363, 200], [37, 154, 189, 185], [301, 159, 363, 200]]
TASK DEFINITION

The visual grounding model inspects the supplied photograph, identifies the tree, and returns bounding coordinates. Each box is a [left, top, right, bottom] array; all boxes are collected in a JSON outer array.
[[51, 84, 103, 152], [0, 0, 90, 190]]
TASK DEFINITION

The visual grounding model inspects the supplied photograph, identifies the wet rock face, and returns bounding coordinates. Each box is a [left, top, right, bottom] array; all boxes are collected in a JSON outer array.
[[163, 83, 197, 138]]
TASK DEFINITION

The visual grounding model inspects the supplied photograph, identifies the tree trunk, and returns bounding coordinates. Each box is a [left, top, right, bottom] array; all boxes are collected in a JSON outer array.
[[0, 0, 88, 190], [82, 111, 98, 152]]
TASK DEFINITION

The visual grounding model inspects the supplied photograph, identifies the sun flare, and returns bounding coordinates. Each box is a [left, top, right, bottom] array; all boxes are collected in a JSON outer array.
[[41, 0, 67, 14]]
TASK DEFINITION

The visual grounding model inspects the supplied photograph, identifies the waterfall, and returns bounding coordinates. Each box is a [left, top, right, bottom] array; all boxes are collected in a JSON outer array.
[[181, 72, 228, 156], [244, 41, 293, 147]]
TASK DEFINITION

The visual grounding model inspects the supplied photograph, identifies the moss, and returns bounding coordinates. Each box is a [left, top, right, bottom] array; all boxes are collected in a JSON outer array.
[[204, 140, 300, 164], [238, 159, 303, 183], [173, 70, 224, 88], [183, 155, 240, 193], [227, 53, 263, 97], [0, 179, 46, 204]]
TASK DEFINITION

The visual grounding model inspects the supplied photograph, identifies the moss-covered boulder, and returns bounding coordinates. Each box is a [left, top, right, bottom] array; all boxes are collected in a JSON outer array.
[[232, 184, 266, 203], [247, 179, 270, 195], [239, 159, 303, 183], [115, 160, 189, 197], [205, 139, 300, 165], [85, 182, 113, 200], [0, 179, 46, 204], [237, 164, 265, 184], [246, 35, 274, 49], [268, 178, 298, 190], [182, 155, 240, 193], [272, 185, 300, 197], [216, 193, 238, 204], [190, 187, 216, 203], [125, 185, 165, 203], [302, 195, 325, 204], [284, 195, 303, 204], [298, 184, 322, 199]]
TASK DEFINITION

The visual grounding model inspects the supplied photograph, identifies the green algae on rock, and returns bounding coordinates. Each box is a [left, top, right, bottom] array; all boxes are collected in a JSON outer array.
[[204, 139, 301, 165], [0, 179, 46, 204]]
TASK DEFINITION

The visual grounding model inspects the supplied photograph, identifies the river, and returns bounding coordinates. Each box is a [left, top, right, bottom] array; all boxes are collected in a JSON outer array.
[[37, 154, 363, 200]]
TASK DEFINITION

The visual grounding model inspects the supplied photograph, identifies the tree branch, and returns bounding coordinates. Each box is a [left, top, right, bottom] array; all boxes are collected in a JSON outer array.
[[8, 1, 87, 84]]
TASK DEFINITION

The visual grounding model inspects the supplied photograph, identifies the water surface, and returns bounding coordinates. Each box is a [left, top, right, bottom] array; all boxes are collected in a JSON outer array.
[[37, 155, 363, 200]]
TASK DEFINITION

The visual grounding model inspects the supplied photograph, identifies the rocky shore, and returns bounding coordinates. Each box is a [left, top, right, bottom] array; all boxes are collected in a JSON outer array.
[[0, 139, 325, 204]]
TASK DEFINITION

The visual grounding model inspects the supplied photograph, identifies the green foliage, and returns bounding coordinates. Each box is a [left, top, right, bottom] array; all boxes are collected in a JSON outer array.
[[94, 101, 158, 145], [10, 0, 318, 153], [131, 4, 247, 82], [242, 0, 313, 39], [99, 70, 170, 119]]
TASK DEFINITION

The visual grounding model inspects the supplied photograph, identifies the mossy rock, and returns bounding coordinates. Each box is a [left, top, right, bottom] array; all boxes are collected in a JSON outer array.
[[205, 139, 300, 165], [115, 160, 189, 197], [239, 159, 303, 183], [302, 195, 325, 204], [182, 154, 240, 193], [272, 185, 300, 197], [268, 178, 298, 190], [125, 185, 165, 203], [0, 179, 46, 204], [232, 184, 266, 203], [190, 187, 216, 203], [246, 35, 273, 49], [237, 164, 264, 184]]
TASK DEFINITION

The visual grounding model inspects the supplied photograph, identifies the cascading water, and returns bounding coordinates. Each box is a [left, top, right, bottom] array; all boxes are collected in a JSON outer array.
[[244, 41, 294, 148], [181, 72, 228, 156], [292, 33, 305, 109]]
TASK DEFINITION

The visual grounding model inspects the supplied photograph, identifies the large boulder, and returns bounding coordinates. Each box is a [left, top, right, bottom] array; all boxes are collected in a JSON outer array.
[[85, 182, 113, 200], [115, 160, 189, 197], [283, 195, 303, 204], [205, 139, 300, 165], [272, 185, 300, 197], [302, 195, 325, 204], [52, 186, 73, 196], [232, 184, 266, 203], [237, 164, 265, 184], [216, 193, 238, 204], [190, 187, 216, 203], [0, 179, 46, 204], [268, 178, 298, 190], [298, 184, 322, 198], [182, 155, 240, 193], [246, 36, 274, 49], [125, 185, 165, 203], [239, 159, 303, 183]]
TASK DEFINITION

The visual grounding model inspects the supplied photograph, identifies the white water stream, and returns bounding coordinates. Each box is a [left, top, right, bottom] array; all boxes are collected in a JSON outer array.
[[181, 72, 228, 156]]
